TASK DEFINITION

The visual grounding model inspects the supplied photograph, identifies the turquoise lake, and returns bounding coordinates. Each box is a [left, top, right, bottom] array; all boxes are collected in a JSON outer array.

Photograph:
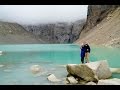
[[0, 44, 120, 85]]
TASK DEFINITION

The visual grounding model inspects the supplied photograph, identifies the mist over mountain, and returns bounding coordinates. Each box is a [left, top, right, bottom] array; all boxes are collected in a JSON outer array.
[[0, 5, 88, 25]]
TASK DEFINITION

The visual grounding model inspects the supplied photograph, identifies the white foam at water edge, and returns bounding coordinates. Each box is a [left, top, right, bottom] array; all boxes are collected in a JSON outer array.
[[0, 51, 3, 53], [0, 51, 2, 56], [0, 65, 4, 67]]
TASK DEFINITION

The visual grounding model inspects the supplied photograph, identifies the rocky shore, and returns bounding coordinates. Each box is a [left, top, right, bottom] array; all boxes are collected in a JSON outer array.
[[0, 59, 120, 85], [44, 60, 120, 85]]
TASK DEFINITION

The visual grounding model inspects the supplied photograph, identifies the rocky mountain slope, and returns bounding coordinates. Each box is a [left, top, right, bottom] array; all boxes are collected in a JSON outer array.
[[23, 19, 85, 43], [76, 5, 120, 48], [0, 21, 45, 44]]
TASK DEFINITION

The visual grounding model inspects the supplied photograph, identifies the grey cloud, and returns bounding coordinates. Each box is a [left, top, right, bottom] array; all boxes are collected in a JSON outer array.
[[0, 5, 88, 25]]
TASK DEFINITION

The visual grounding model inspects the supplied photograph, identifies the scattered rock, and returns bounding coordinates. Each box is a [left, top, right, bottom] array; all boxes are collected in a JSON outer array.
[[0, 51, 3, 56], [58, 65, 66, 68], [63, 80, 69, 84], [86, 82, 97, 85], [0, 51, 3, 54], [47, 74, 61, 82], [97, 78, 120, 85], [30, 65, 41, 74], [66, 76, 78, 84], [110, 68, 120, 73], [0, 65, 5, 67]]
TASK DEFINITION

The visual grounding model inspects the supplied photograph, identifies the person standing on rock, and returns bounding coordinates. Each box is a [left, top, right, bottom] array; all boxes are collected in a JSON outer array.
[[80, 43, 86, 64], [80, 42, 91, 63], [84, 42, 91, 63]]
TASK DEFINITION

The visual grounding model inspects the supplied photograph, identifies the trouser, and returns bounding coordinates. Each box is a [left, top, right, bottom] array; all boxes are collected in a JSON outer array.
[[81, 56, 84, 64], [85, 52, 90, 63]]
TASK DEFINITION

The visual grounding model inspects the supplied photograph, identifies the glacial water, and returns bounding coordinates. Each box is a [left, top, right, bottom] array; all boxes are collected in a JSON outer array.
[[0, 44, 120, 85]]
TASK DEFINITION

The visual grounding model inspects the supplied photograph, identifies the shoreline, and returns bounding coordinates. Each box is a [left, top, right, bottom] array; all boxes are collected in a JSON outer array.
[[75, 42, 120, 49]]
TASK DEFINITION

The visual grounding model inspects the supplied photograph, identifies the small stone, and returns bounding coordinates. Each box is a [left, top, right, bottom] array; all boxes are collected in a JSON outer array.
[[0, 65, 5, 67], [97, 78, 120, 85], [110, 68, 120, 73], [86, 82, 96, 85], [0, 51, 3, 54], [66, 76, 78, 84], [30, 65, 41, 74], [47, 74, 61, 82], [63, 80, 69, 84]]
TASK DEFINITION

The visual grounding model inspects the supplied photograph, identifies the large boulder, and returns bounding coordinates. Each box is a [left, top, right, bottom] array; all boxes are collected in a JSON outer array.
[[97, 78, 120, 85], [47, 74, 61, 82], [66, 64, 98, 82], [66, 60, 112, 82]]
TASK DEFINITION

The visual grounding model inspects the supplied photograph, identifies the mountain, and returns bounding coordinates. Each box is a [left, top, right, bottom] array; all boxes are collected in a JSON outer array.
[[75, 5, 120, 48], [0, 21, 45, 44], [23, 19, 85, 44]]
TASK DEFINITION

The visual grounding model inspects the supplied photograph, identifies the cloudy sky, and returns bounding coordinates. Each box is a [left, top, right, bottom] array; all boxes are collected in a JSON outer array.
[[0, 5, 88, 25]]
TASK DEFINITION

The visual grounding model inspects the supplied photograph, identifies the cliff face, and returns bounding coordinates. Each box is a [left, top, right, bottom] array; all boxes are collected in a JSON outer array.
[[23, 19, 85, 43], [76, 5, 120, 48], [0, 21, 45, 44], [79, 5, 119, 39]]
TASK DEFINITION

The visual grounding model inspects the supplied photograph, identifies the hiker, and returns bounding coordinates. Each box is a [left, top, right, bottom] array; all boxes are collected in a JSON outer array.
[[84, 42, 91, 63], [80, 42, 91, 64], [80, 43, 85, 64]]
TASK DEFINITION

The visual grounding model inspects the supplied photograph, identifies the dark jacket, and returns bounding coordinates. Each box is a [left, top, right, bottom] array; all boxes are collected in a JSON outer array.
[[84, 44, 91, 53]]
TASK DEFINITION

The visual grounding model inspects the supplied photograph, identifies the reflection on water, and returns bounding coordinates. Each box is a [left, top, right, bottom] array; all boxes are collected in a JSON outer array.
[[0, 44, 120, 85]]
